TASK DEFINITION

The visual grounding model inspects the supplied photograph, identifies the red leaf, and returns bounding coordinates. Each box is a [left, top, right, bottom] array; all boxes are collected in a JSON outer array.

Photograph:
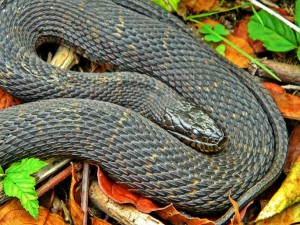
[[0, 89, 20, 110], [284, 125, 300, 174], [233, 15, 265, 53], [95, 164, 160, 213], [263, 83, 300, 120], [94, 164, 216, 224]]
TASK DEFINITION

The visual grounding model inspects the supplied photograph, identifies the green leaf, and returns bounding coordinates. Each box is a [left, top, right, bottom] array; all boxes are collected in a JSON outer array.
[[2, 158, 47, 219], [200, 24, 229, 43], [214, 24, 230, 36], [5, 158, 47, 175], [204, 34, 222, 42], [152, 0, 180, 12], [248, 10, 298, 52], [295, 0, 300, 42], [3, 174, 39, 218], [215, 44, 226, 56], [297, 48, 300, 61], [199, 24, 213, 34]]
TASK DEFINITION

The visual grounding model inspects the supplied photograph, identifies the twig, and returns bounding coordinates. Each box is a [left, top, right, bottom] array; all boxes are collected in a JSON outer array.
[[81, 162, 90, 225], [255, 59, 300, 85], [249, 0, 300, 33], [36, 163, 82, 197], [282, 84, 300, 91], [89, 181, 165, 225]]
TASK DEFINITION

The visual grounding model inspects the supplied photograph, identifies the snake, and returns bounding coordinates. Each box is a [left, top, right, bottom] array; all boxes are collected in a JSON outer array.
[[0, 0, 288, 224]]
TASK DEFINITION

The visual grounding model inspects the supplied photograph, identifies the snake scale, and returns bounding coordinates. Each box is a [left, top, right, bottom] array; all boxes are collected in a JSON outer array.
[[0, 0, 288, 224]]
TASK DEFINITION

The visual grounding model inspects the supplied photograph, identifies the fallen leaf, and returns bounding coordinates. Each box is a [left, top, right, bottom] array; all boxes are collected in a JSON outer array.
[[69, 167, 84, 225], [0, 198, 67, 224], [228, 197, 253, 225], [229, 197, 242, 225], [95, 164, 160, 213], [91, 217, 112, 225], [0, 89, 20, 110], [233, 15, 265, 53], [256, 202, 300, 225], [263, 83, 300, 120], [224, 34, 255, 68], [256, 155, 300, 221], [95, 164, 216, 224], [179, 0, 219, 14], [156, 204, 215, 225], [200, 19, 255, 68], [284, 125, 300, 174]]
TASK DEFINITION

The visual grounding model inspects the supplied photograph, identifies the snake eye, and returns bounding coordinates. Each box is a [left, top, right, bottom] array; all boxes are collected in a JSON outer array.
[[191, 128, 200, 138]]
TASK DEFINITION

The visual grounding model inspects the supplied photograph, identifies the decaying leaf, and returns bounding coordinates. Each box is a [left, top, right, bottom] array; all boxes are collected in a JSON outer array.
[[256, 202, 300, 225], [201, 19, 254, 68], [256, 155, 300, 221], [179, 0, 219, 14], [228, 197, 243, 225], [95, 164, 216, 224], [90, 217, 112, 225], [224, 34, 254, 68], [69, 165, 110, 225], [0, 89, 20, 110], [263, 83, 300, 120], [284, 125, 300, 173], [69, 169, 84, 225], [156, 204, 215, 225], [95, 164, 160, 213], [0, 198, 67, 224], [233, 15, 265, 53]]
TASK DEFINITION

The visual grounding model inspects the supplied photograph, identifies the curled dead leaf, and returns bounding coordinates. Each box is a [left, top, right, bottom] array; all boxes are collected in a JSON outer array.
[[233, 16, 265, 53], [284, 125, 300, 174], [94, 164, 216, 225], [0, 89, 20, 110], [179, 0, 219, 14], [263, 83, 300, 120]]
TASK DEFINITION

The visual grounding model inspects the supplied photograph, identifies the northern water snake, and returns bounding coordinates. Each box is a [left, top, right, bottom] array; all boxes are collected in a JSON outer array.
[[0, 0, 288, 224]]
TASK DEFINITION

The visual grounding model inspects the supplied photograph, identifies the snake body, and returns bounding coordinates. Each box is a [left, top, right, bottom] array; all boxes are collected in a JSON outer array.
[[0, 0, 288, 224]]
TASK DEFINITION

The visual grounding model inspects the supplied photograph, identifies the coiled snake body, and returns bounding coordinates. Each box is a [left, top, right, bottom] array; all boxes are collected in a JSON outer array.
[[0, 0, 288, 224]]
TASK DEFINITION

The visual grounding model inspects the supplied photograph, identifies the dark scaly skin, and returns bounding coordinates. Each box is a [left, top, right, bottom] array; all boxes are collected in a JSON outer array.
[[0, 0, 288, 224]]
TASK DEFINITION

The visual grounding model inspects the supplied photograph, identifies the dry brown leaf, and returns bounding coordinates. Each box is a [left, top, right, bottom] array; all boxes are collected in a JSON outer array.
[[233, 16, 265, 53], [91, 217, 112, 225], [0, 89, 20, 110], [263, 83, 300, 120], [94, 164, 216, 225], [69, 166, 84, 225], [284, 125, 300, 173], [228, 197, 243, 225], [0, 198, 67, 225], [156, 204, 216, 225], [179, 0, 219, 14], [224, 35, 254, 68], [201, 19, 255, 68]]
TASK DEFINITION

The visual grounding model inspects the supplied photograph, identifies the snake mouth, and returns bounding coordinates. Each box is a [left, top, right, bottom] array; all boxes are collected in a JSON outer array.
[[162, 101, 227, 153], [168, 130, 227, 153]]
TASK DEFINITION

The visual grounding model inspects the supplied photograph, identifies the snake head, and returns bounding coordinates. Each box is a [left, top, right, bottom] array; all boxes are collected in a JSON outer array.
[[162, 101, 227, 153]]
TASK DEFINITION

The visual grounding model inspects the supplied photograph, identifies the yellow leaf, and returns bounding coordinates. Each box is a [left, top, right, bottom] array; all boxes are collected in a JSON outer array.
[[256, 156, 300, 221], [256, 202, 300, 225]]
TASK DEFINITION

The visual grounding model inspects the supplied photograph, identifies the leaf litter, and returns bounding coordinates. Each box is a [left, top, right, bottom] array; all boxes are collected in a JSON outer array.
[[0, 0, 300, 224]]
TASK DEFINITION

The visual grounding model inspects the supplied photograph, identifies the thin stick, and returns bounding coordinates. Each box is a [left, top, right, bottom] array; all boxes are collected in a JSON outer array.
[[249, 0, 300, 33], [81, 162, 90, 225]]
